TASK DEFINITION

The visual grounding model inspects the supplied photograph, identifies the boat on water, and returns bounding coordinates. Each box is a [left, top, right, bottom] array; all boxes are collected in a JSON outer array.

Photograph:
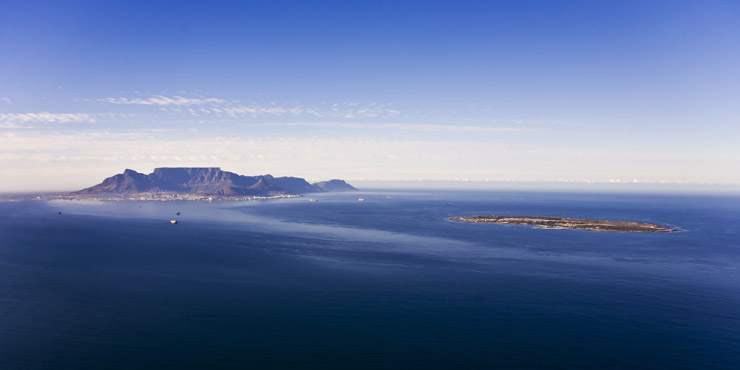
[[309, 199, 319, 202], [357, 197, 365, 202], [170, 220, 178, 224]]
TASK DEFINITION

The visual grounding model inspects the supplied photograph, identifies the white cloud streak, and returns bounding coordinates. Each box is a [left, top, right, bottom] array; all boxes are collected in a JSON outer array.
[[250, 122, 533, 133], [93, 94, 577, 129], [0, 112, 96, 127], [1, 98, 11, 104], [98, 95, 226, 106], [98, 94, 402, 119]]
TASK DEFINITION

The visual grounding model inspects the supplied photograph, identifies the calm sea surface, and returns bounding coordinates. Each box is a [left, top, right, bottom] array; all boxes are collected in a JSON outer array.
[[1, 190, 739, 369]]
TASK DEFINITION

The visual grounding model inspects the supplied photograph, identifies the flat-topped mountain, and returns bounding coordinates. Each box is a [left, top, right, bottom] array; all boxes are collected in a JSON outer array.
[[76, 167, 356, 196]]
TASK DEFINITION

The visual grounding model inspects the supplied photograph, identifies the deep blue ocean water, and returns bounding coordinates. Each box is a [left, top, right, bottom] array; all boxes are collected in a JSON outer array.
[[1, 190, 739, 369]]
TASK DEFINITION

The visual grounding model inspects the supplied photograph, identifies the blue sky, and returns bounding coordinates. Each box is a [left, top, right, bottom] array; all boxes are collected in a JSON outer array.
[[1, 0, 738, 191]]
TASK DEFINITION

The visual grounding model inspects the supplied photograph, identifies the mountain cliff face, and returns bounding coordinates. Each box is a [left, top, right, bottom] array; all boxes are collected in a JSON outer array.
[[76, 168, 356, 196]]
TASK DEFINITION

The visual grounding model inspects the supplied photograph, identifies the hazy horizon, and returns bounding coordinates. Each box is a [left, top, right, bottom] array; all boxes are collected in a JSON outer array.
[[3, 165, 739, 195]]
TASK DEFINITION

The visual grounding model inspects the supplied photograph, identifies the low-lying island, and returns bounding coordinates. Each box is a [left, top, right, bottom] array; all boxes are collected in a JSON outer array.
[[449, 216, 676, 232]]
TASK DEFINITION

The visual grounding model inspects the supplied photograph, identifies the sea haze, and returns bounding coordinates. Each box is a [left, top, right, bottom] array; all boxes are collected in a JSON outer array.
[[1, 190, 739, 369]]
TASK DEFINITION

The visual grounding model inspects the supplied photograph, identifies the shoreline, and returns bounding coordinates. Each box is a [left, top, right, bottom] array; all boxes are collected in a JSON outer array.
[[0, 192, 301, 202]]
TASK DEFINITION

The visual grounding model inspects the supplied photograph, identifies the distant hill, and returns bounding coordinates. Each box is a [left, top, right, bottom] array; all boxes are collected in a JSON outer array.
[[313, 179, 357, 192], [76, 168, 356, 196]]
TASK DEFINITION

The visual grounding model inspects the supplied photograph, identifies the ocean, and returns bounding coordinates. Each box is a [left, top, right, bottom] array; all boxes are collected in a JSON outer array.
[[1, 190, 739, 369]]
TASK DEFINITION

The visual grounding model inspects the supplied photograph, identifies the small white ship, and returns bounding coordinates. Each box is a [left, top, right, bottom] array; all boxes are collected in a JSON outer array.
[[309, 199, 319, 202], [357, 197, 365, 202], [170, 220, 178, 224]]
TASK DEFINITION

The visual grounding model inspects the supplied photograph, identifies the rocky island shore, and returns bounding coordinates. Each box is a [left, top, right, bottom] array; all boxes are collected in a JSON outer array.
[[449, 216, 676, 232]]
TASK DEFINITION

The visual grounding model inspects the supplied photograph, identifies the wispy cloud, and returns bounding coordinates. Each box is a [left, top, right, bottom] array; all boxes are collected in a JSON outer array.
[[98, 94, 402, 120], [374, 122, 526, 133], [1, 98, 11, 105], [98, 95, 226, 106], [221, 105, 287, 117], [0, 112, 96, 127], [511, 119, 581, 127], [90, 94, 578, 137], [250, 122, 533, 133]]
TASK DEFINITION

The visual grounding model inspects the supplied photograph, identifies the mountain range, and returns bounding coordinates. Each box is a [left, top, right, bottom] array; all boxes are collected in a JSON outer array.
[[75, 168, 356, 196]]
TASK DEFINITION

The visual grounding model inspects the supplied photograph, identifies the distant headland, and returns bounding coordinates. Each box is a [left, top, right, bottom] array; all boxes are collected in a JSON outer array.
[[450, 216, 676, 232], [3, 168, 356, 201]]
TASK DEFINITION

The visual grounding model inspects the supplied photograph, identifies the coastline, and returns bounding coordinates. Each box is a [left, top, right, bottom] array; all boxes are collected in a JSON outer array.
[[0, 192, 301, 202]]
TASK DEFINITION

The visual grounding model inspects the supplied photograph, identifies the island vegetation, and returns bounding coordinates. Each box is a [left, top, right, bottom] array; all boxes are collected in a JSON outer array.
[[449, 216, 676, 232]]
